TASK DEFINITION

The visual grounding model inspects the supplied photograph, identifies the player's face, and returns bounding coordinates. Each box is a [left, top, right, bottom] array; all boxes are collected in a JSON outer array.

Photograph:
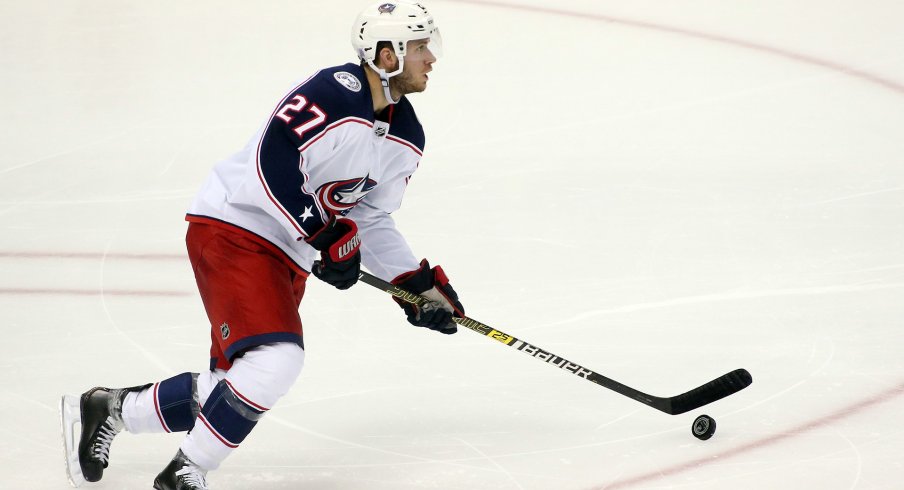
[[390, 39, 436, 96]]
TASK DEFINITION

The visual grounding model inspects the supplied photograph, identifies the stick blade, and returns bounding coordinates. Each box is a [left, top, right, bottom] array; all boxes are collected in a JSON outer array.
[[666, 368, 753, 415]]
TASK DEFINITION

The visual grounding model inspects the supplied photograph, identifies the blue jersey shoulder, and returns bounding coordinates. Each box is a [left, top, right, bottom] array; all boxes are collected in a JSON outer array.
[[275, 63, 373, 146], [303, 63, 372, 122], [388, 96, 425, 152], [290, 63, 424, 151]]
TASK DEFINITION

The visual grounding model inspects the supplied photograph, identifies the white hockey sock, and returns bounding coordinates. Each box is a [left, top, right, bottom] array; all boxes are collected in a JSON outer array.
[[121, 388, 161, 434], [180, 342, 305, 471], [121, 370, 227, 434]]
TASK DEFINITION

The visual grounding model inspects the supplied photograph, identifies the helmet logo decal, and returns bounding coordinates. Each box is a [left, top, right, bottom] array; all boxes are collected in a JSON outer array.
[[333, 72, 362, 92], [378, 3, 396, 14]]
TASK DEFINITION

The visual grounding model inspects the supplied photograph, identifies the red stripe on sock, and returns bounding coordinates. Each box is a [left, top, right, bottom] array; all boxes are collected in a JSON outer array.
[[152, 383, 171, 433], [224, 380, 270, 412], [197, 414, 239, 448]]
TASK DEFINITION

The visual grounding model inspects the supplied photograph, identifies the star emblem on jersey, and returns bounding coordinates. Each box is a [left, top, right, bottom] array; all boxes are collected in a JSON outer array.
[[333, 72, 361, 92], [316, 175, 378, 214], [378, 3, 396, 14], [299, 205, 314, 222]]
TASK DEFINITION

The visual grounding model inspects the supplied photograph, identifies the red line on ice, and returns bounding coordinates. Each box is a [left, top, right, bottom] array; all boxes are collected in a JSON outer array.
[[597, 381, 904, 489], [437, 5, 904, 483], [0, 251, 183, 260], [452, 0, 904, 96], [0, 252, 188, 296], [0, 288, 190, 297]]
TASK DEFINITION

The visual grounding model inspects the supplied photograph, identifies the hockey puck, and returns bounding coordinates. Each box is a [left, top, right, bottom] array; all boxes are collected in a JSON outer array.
[[692, 414, 716, 440]]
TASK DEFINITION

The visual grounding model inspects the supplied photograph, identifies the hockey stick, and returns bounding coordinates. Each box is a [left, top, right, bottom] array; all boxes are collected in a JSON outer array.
[[352, 267, 752, 415]]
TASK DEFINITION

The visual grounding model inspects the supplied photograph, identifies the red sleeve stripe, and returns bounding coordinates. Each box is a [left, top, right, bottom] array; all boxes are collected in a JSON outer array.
[[386, 134, 424, 156], [297, 117, 373, 152]]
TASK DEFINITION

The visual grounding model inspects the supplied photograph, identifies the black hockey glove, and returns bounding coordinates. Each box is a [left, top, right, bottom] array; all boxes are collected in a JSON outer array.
[[305, 216, 361, 290], [391, 259, 465, 335]]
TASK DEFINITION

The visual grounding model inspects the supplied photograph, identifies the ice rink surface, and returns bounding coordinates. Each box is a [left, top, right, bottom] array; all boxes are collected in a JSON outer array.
[[2, 0, 903, 488]]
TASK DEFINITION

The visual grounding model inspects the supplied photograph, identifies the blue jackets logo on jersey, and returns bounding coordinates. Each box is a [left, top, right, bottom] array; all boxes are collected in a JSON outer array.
[[316, 175, 378, 214]]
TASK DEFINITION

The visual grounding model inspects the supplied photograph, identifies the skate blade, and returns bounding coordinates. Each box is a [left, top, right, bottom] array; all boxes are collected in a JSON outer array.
[[60, 394, 86, 488]]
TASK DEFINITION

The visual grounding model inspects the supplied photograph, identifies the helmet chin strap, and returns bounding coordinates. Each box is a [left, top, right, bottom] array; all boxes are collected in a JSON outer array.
[[366, 59, 404, 106], [379, 75, 398, 106]]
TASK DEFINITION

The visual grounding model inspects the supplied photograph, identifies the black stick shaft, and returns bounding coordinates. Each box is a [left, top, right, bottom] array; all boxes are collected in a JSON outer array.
[[355, 268, 752, 415]]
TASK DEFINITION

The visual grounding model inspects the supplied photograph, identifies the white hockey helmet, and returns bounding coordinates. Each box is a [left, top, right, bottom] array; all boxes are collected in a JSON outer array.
[[351, 1, 442, 79]]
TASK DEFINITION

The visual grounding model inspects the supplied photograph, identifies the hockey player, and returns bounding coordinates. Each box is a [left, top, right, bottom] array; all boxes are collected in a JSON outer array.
[[60, 2, 465, 489]]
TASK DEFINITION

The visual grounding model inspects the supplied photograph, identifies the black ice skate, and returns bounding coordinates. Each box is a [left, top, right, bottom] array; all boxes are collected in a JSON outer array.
[[153, 449, 209, 490], [60, 385, 145, 486]]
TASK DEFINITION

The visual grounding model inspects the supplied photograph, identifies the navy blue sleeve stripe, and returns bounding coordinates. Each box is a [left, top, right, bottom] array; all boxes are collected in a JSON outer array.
[[255, 141, 312, 238], [254, 65, 375, 238], [251, 75, 324, 238], [256, 117, 376, 238]]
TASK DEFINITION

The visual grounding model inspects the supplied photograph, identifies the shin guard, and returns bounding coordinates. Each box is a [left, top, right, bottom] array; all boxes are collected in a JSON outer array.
[[182, 380, 265, 470]]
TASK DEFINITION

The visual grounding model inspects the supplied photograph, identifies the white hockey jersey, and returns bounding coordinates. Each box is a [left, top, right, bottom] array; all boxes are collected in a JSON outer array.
[[187, 63, 423, 281]]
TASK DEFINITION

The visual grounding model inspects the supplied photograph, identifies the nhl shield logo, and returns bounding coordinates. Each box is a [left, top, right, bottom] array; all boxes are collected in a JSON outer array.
[[220, 322, 230, 340], [378, 3, 396, 14]]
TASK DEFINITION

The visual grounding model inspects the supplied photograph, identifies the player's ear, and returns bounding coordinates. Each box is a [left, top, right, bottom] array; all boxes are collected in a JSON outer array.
[[377, 46, 398, 70]]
